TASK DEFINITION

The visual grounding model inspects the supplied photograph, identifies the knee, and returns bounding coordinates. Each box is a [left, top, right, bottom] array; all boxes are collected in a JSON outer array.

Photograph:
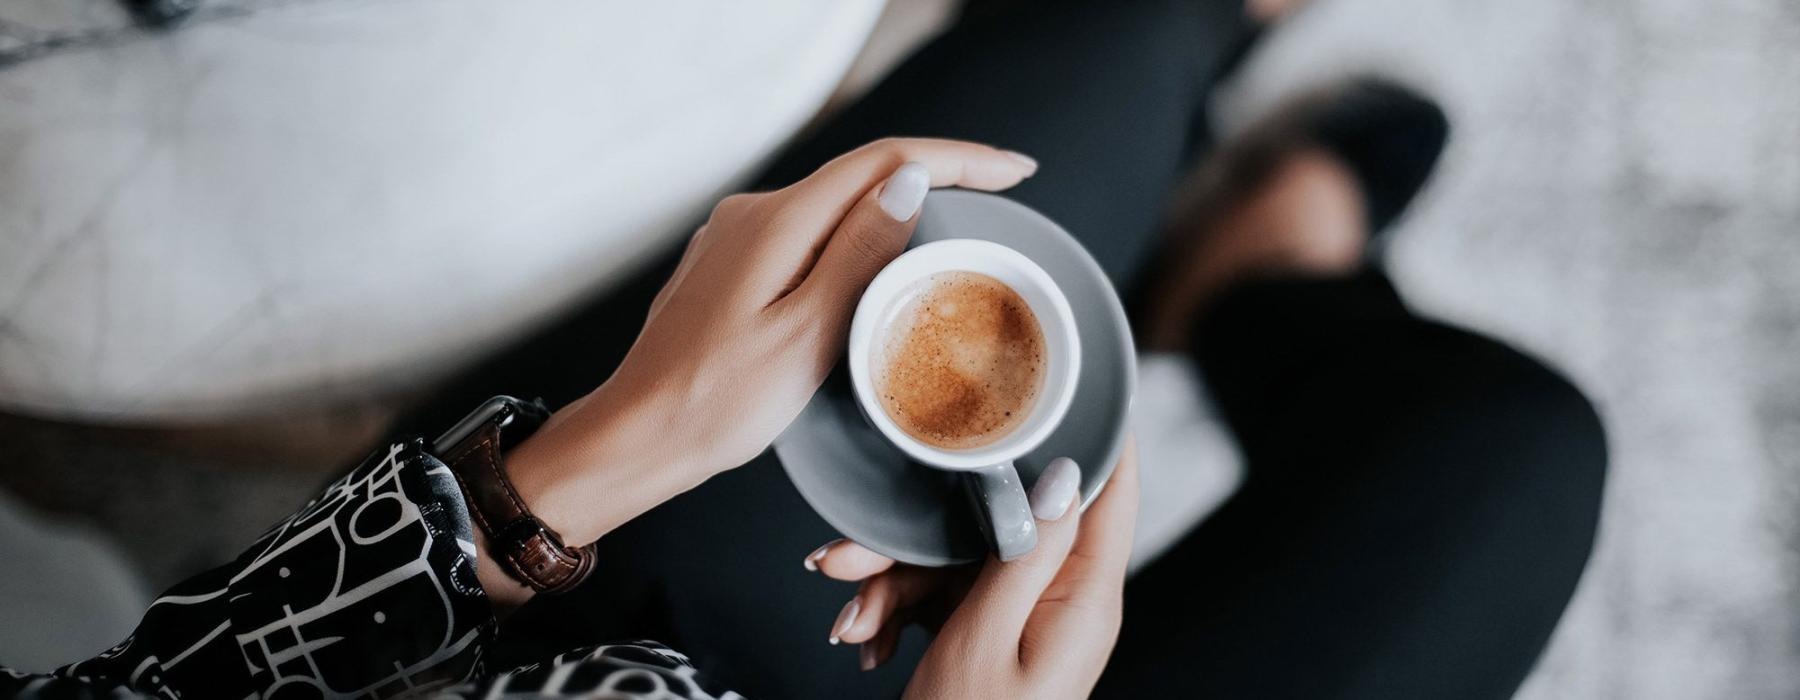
[[1410, 327, 1610, 535], [1475, 338, 1607, 491], [1526, 363, 1608, 483]]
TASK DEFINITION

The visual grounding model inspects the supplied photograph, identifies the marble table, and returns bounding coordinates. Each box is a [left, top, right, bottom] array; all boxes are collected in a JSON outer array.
[[1, 0, 885, 421]]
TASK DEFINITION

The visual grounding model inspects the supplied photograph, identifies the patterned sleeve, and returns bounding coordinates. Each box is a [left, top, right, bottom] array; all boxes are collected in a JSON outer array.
[[0, 440, 740, 699]]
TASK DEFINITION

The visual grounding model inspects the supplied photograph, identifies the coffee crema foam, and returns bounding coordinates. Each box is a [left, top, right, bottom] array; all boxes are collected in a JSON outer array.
[[875, 271, 1045, 450]]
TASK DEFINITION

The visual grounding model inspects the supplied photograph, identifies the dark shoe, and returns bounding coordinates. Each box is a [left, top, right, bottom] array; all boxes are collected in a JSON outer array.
[[1135, 79, 1448, 350], [1177, 77, 1450, 246]]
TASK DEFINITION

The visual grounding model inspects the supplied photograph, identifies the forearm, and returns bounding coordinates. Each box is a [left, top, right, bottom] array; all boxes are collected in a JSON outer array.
[[476, 379, 716, 609]]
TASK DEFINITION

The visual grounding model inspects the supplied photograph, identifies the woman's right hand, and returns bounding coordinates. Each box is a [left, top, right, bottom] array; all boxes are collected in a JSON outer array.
[[810, 440, 1140, 699], [505, 138, 1034, 540], [480, 138, 1036, 608]]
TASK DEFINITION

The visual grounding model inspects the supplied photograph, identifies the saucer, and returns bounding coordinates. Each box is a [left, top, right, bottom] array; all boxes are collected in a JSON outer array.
[[774, 190, 1137, 566]]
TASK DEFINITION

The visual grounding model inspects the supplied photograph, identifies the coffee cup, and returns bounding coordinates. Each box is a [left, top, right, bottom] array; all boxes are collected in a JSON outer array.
[[847, 239, 1082, 560]]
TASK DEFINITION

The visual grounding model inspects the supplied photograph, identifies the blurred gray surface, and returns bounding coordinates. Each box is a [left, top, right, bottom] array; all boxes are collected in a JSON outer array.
[[0, 489, 147, 672]]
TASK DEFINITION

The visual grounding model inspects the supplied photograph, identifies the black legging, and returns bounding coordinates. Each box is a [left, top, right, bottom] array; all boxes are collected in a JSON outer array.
[[396, 1, 1607, 697]]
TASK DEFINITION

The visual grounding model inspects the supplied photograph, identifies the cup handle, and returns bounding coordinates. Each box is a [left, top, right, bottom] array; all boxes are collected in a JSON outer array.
[[963, 461, 1038, 561]]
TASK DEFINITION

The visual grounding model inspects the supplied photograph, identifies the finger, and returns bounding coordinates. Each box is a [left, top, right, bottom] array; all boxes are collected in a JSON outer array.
[[757, 139, 1036, 297], [940, 457, 1085, 642], [786, 161, 929, 315], [805, 539, 898, 581], [831, 567, 942, 645], [1020, 441, 1139, 670], [862, 622, 903, 671], [834, 577, 893, 646], [788, 138, 1036, 220], [1068, 437, 1140, 586]]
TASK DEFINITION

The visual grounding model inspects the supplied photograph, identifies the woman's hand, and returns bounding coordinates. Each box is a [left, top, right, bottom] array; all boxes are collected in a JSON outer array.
[[810, 440, 1140, 699], [477, 139, 1036, 607], [603, 139, 1036, 476]]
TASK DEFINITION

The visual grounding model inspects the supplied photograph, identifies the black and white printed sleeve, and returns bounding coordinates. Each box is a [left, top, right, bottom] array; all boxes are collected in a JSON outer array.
[[0, 440, 742, 699]]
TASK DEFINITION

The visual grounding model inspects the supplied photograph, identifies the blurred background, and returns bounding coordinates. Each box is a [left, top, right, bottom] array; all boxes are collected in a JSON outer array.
[[1, 0, 1795, 696]]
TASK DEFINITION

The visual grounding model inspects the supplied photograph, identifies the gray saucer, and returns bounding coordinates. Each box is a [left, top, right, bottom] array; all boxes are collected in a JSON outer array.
[[775, 190, 1138, 566]]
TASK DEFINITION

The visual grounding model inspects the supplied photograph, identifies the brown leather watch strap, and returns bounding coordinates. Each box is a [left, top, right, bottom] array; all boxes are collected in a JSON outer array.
[[444, 421, 596, 594]]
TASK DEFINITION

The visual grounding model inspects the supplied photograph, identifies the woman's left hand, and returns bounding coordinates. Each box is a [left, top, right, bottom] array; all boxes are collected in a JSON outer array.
[[503, 139, 1037, 548], [808, 440, 1139, 697]]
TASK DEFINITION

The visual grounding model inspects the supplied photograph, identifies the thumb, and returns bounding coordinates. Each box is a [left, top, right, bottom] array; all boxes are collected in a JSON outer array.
[[791, 161, 931, 311], [939, 458, 1084, 644]]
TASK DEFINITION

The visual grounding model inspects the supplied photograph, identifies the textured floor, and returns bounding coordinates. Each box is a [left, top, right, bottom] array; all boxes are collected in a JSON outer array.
[[1213, 1, 1800, 697]]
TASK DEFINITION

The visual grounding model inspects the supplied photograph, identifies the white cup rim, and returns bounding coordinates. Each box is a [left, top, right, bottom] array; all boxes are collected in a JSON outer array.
[[847, 239, 1081, 470]]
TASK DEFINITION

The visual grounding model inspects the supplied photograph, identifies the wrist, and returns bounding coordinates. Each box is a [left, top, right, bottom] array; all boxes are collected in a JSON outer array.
[[501, 380, 704, 546]]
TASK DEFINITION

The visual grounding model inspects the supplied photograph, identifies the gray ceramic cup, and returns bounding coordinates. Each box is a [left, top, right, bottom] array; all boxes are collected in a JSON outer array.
[[775, 189, 1135, 567], [846, 239, 1083, 561]]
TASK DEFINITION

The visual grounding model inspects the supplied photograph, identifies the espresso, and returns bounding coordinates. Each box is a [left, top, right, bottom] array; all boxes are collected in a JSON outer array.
[[875, 271, 1046, 449]]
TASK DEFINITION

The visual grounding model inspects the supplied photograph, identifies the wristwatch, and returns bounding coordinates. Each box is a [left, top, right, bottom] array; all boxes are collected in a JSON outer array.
[[432, 395, 597, 594]]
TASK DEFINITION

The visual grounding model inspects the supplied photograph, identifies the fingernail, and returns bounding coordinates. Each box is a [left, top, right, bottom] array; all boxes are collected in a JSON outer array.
[[1029, 457, 1080, 521], [859, 643, 877, 671], [829, 596, 861, 645], [1001, 150, 1038, 173], [804, 539, 841, 572], [878, 162, 931, 221]]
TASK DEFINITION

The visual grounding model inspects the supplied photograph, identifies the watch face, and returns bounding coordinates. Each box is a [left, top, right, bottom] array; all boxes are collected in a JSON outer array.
[[434, 396, 531, 456]]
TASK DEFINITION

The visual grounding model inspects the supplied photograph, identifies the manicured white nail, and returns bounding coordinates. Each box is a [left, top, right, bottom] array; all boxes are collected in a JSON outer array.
[[878, 162, 931, 221], [1001, 150, 1039, 172], [1029, 457, 1080, 521], [829, 596, 861, 645], [859, 643, 878, 671], [804, 539, 841, 572]]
